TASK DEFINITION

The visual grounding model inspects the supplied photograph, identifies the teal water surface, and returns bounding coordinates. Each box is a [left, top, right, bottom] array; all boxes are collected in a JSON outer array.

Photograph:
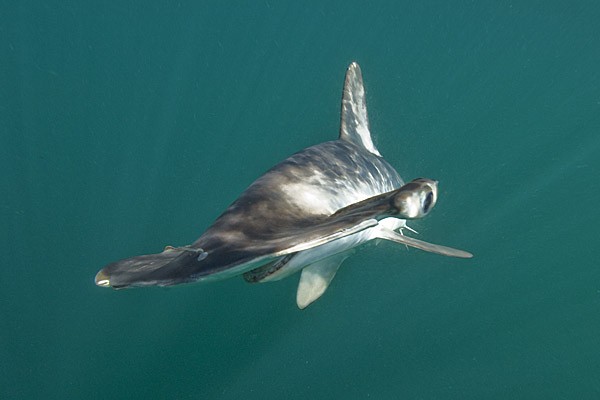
[[2, 2, 600, 399]]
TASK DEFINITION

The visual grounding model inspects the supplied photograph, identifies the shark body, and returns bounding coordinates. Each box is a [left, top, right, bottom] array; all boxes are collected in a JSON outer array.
[[95, 62, 472, 308]]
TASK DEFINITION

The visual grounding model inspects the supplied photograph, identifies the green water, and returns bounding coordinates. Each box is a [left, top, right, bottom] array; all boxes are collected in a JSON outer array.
[[2, 2, 600, 399]]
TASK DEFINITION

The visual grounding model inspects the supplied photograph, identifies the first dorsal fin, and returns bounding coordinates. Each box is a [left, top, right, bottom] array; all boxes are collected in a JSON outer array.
[[339, 62, 381, 156]]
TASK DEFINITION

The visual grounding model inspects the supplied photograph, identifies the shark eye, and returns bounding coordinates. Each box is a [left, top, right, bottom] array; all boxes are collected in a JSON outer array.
[[422, 191, 433, 213]]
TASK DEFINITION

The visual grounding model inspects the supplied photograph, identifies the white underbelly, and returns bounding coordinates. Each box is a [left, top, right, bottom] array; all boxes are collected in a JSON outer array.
[[259, 217, 406, 282]]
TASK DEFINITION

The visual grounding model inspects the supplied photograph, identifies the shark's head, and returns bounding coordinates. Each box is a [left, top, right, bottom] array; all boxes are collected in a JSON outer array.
[[391, 178, 438, 219]]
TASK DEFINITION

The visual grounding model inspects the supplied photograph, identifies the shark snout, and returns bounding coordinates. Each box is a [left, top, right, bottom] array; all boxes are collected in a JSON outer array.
[[391, 178, 439, 219], [95, 269, 111, 287]]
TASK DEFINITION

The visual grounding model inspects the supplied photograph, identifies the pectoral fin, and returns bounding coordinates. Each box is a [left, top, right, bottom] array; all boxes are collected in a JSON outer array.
[[377, 229, 473, 258], [296, 253, 349, 309]]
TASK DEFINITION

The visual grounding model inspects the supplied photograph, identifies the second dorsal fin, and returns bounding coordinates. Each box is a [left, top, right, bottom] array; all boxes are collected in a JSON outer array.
[[339, 62, 381, 156]]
